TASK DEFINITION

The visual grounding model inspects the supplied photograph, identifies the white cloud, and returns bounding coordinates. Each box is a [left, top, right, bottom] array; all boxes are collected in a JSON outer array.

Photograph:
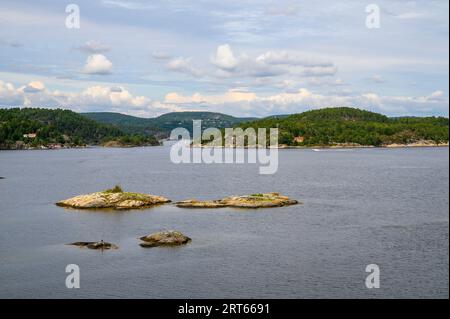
[[165, 89, 257, 105], [83, 54, 113, 75], [22, 81, 46, 93], [0, 81, 24, 106], [161, 88, 450, 117], [211, 44, 239, 71], [208, 45, 338, 80], [256, 51, 333, 67], [428, 90, 445, 101], [0, 79, 448, 118], [0, 80, 162, 116]]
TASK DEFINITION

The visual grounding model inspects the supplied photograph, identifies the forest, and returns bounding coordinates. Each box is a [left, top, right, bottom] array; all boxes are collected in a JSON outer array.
[[236, 107, 449, 146], [0, 108, 159, 149]]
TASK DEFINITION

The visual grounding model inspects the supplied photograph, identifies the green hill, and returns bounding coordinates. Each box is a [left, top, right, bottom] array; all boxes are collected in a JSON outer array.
[[153, 111, 256, 133], [0, 108, 159, 150], [2, 107, 447, 149], [237, 107, 449, 147], [81, 112, 161, 137], [82, 111, 257, 137]]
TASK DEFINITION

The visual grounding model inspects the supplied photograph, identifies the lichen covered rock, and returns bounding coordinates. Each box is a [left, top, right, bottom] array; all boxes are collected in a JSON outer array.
[[56, 187, 171, 210], [176, 192, 298, 209], [175, 199, 228, 208]]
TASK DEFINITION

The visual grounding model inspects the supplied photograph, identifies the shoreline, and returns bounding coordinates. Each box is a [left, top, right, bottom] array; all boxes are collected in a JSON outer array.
[[187, 142, 449, 150], [1, 142, 448, 151], [281, 142, 449, 150], [0, 144, 164, 151]]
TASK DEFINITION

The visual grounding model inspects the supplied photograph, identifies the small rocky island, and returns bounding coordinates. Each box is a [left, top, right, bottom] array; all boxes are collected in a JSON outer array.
[[139, 231, 191, 248], [176, 192, 299, 209], [56, 185, 171, 210], [67, 241, 118, 250]]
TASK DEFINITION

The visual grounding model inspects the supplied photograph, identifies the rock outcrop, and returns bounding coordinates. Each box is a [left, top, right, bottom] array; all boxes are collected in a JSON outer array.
[[68, 241, 118, 250], [139, 231, 191, 248], [176, 192, 299, 209], [56, 187, 171, 210], [175, 199, 228, 208]]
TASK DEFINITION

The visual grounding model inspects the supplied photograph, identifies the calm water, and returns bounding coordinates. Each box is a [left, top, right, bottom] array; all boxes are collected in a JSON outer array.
[[0, 146, 448, 298]]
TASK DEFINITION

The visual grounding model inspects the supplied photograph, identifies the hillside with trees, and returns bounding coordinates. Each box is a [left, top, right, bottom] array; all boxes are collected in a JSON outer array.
[[82, 111, 257, 137], [236, 107, 449, 147], [0, 108, 159, 150]]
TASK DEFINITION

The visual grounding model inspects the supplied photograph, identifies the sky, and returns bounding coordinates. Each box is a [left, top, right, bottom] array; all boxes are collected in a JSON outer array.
[[0, 0, 448, 118]]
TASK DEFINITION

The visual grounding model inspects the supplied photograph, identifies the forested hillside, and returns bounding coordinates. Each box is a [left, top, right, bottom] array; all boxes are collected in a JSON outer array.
[[236, 107, 449, 146], [0, 108, 159, 149]]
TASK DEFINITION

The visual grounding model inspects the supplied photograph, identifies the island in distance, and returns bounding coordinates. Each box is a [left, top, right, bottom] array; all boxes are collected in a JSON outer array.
[[56, 185, 171, 210]]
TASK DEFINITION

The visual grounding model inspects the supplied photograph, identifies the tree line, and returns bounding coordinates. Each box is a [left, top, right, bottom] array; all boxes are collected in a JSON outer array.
[[0, 108, 159, 149]]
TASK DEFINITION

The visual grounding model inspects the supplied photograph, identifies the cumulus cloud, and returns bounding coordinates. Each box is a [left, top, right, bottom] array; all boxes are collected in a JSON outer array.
[[77, 40, 110, 54], [83, 54, 113, 74], [0, 80, 168, 116], [0, 79, 448, 118], [0, 81, 24, 106], [162, 88, 449, 117], [22, 81, 46, 93], [428, 90, 445, 101], [209, 45, 337, 80], [211, 44, 239, 71]]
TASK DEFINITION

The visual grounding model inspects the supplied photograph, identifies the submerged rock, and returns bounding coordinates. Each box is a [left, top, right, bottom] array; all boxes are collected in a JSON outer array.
[[176, 192, 299, 209], [56, 187, 171, 210], [68, 241, 118, 250], [139, 231, 191, 248], [175, 199, 228, 208]]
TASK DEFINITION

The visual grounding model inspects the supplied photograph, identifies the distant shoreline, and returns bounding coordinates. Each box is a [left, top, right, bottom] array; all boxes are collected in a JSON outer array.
[[280, 142, 450, 150], [183, 141, 449, 150], [1, 142, 448, 151]]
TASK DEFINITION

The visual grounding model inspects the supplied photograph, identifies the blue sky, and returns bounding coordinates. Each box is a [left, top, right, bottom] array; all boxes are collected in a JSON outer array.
[[0, 0, 448, 117]]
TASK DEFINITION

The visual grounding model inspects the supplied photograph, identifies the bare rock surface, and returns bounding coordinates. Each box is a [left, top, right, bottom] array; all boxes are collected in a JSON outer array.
[[56, 186, 171, 210], [176, 193, 299, 209]]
